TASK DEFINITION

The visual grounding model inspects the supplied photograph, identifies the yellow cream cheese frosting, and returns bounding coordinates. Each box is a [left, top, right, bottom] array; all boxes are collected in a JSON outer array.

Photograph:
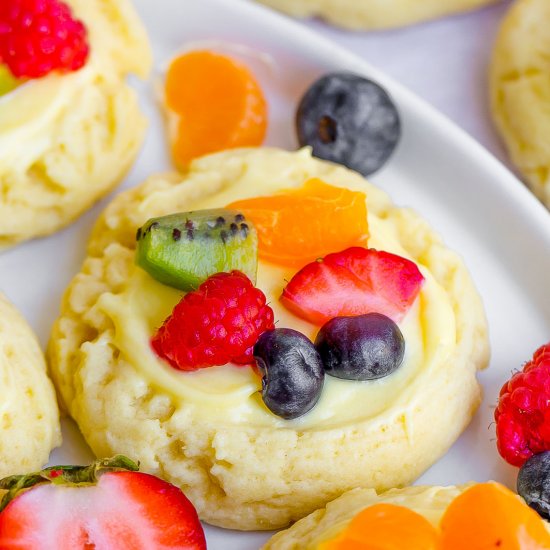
[[48, 147, 489, 530], [0, 0, 151, 248], [97, 200, 455, 430]]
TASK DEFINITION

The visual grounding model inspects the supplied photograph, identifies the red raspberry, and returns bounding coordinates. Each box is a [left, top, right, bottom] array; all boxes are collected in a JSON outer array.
[[152, 271, 275, 371], [0, 0, 89, 79], [495, 342, 550, 466]]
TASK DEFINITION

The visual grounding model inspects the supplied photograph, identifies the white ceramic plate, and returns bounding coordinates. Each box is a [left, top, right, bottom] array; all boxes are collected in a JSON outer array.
[[2, 0, 550, 547]]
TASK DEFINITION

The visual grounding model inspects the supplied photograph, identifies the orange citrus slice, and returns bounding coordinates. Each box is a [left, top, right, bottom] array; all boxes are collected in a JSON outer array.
[[439, 483, 550, 550], [164, 50, 267, 168], [320, 503, 439, 550], [227, 178, 368, 267]]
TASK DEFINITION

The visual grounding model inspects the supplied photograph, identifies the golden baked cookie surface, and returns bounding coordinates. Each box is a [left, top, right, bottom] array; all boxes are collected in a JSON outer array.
[[0, 0, 152, 248], [48, 147, 489, 530], [0, 294, 61, 477], [256, 0, 498, 30], [490, 0, 550, 208]]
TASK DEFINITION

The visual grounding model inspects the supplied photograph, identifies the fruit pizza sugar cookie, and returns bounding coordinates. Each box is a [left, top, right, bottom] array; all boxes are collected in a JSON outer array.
[[256, 0, 499, 31], [0, 293, 60, 477], [263, 482, 550, 549], [48, 147, 489, 530], [490, 0, 550, 208], [0, 0, 151, 248]]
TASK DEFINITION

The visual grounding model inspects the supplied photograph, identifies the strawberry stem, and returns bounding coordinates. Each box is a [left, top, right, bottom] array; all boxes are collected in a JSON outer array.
[[0, 456, 139, 512]]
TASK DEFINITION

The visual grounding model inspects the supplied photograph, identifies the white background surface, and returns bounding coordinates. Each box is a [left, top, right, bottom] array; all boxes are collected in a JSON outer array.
[[1, 0, 549, 548], [300, 0, 514, 167]]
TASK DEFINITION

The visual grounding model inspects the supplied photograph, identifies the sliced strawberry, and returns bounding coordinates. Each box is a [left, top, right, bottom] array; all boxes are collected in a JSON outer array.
[[0, 458, 206, 550], [281, 247, 425, 325]]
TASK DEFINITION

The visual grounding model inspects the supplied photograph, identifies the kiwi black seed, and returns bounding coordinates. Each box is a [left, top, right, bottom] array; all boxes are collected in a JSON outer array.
[[135, 208, 258, 290]]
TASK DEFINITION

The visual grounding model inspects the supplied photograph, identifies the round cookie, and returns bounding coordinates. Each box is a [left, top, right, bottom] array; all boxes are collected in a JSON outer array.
[[48, 147, 489, 530], [263, 484, 550, 549], [256, 0, 499, 31], [490, 0, 550, 208], [0, 0, 151, 248], [0, 293, 61, 477], [264, 485, 465, 549]]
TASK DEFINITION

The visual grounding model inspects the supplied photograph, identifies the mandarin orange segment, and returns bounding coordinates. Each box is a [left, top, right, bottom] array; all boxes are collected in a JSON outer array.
[[164, 50, 267, 168], [320, 503, 439, 550], [439, 483, 550, 550], [226, 178, 368, 267]]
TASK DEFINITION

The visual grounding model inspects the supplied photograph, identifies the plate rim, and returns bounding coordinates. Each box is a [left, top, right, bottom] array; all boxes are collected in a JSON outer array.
[[204, 0, 550, 241]]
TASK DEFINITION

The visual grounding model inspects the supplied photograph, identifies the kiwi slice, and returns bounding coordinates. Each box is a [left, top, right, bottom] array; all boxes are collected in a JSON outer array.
[[0, 66, 20, 97], [0, 65, 21, 96], [136, 209, 258, 290]]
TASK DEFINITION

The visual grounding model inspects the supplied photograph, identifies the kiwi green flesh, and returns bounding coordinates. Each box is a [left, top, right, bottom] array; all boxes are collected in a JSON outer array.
[[135, 209, 258, 291], [0, 66, 20, 97]]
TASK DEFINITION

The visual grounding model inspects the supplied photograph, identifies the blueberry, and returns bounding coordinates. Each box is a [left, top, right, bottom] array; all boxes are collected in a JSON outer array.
[[296, 72, 401, 176], [254, 329, 324, 420], [518, 452, 550, 519], [315, 313, 405, 381]]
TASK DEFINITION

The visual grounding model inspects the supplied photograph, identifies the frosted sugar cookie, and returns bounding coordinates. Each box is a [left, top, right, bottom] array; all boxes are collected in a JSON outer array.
[[490, 0, 550, 207], [256, 0, 498, 31], [0, 0, 151, 248], [48, 147, 489, 530], [263, 482, 550, 549], [0, 293, 61, 477]]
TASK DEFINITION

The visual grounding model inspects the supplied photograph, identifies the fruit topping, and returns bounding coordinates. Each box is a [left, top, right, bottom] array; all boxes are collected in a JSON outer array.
[[281, 247, 424, 325], [253, 328, 324, 420], [323, 483, 550, 549], [439, 483, 550, 549], [319, 482, 550, 550], [320, 503, 439, 550], [296, 73, 401, 176], [0, 66, 19, 96], [495, 342, 550, 466], [152, 271, 275, 371], [136, 209, 258, 291], [518, 451, 550, 520], [315, 313, 405, 381], [0, 456, 206, 550], [0, 0, 89, 79], [164, 50, 267, 168], [227, 179, 368, 267]]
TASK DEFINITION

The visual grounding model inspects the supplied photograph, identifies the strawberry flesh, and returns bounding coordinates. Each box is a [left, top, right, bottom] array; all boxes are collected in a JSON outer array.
[[0, 471, 206, 550], [281, 247, 425, 325]]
